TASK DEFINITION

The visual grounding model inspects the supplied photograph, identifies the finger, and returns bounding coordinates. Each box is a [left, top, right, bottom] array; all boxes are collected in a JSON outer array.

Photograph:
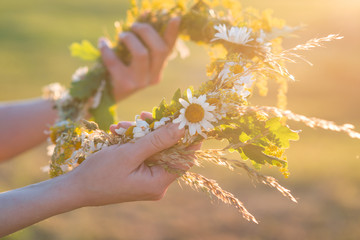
[[123, 123, 184, 167], [131, 23, 167, 52], [131, 23, 169, 85], [186, 142, 202, 151], [98, 37, 126, 76], [120, 32, 150, 86], [140, 111, 153, 121], [149, 165, 180, 187], [109, 121, 133, 134], [180, 143, 202, 169], [148, 142, 202, 170], [163, 17, 181, 51]]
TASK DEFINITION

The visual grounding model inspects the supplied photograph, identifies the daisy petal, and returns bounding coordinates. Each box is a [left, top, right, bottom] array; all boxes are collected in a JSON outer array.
[[205, 111, 215, 121], [206, 105, 217, 111], [201, 119, 214, 131], [187, 89, 192, 101], [197, 95, 206, 104], [196, 124, 202, 134], [179, 119, 187, 129], [189, 124, 196, 136], [173, 116, 182, 123], [179, 98, 189, 108]]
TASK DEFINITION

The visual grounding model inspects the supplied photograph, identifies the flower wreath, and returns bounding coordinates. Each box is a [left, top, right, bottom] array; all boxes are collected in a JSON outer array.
[[43, 0, 360, 223]]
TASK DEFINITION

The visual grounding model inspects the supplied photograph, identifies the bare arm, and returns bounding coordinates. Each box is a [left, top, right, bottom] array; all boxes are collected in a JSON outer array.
[[0, 18, 180, 162], [0, 173, 81, 236], [0, 123, 185, 237], [0, 98, 57, 161]]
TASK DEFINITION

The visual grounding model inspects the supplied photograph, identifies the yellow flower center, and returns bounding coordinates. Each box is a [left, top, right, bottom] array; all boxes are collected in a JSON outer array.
[[206, 98, 219, 105], [230, 64, 244, 74], [185, 103, 205, 123]]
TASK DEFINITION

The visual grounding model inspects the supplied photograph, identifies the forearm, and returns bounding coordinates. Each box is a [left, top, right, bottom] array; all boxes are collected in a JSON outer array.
[[0, 174, 82, 237], [0, 98, 57, 161]]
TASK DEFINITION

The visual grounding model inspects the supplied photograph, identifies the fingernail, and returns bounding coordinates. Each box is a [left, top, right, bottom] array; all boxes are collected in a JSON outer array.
[[131, 22, 144, 31], [131, 23, 140, 29], [119, 32, 128, 39], [171, 17, 181, 23], [98, 38, 108, 49]]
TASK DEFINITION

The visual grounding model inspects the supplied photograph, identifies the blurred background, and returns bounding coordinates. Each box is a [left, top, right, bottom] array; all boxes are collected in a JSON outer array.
[[1, 0, 360, 239]]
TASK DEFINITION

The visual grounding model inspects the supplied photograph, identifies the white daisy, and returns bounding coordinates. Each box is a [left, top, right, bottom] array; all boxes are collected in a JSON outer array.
[[233, 73, 254, 99], [212, 24, 253, 45], [168, 39, 190, 60], [153, 117, 170, 130], [218, 62, 255, 99], [91, 80, 106, 109], [72, 66, 89, 82], [173, 89, 217, 136], [60, 164, 72, 172], [256, 30, 267, 43], [133, 116, 150, 139], [115, 127, 127, 135], [46, 144, 55, 156]]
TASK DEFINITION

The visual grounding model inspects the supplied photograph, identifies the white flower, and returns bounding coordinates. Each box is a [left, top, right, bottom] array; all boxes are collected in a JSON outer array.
[[42, 83, 67, 101], [46, 144, 55, 156], [168, 39, 190, 60], [91, 80, 106, 109], [41, 165, 50, 173], [233, 73, 254, 99], [72, 66, 89, 82], [256, 30, 267, 43], [218, 62, 233, 85], [115, 127, 127, 135], [218, 62, 255, 99], [212, 24, 253, 45], [60, 164, 72, 172], [173, 89, 217, 136], [133, 116, 150, 139], [153, 117, 170, 130]]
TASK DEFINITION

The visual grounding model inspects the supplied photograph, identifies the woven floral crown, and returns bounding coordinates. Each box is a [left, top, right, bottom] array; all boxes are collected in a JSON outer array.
[[44, 0, 359, 223]]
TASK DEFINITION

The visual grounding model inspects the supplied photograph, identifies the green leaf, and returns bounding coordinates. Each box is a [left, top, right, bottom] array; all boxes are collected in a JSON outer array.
[[171, 88, 181, 104], [242, 144, 286, 166], [239, 132, 251, 142], [152, 98, 167, 120], [69, 40, 100, 61], [159, 98, 167, 112], [90, 84, 116, 130], [69, 64, 106, 100], [266, 118, 299, 149]]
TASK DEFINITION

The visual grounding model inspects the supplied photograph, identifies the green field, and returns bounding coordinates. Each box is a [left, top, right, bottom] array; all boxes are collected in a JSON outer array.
[[1, 0, 360, 239]]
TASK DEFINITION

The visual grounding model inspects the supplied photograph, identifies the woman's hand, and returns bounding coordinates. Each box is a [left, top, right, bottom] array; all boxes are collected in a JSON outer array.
[[0, 112, 195, 236], [68, 119, 185, 207], [98, 18, 181, 102]]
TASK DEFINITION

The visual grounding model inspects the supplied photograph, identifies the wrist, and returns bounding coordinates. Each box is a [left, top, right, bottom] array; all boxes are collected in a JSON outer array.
[[53, 172, 88, 210]]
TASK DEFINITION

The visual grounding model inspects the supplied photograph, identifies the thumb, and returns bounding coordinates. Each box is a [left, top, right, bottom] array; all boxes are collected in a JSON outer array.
[[124, 123, 184, 166]]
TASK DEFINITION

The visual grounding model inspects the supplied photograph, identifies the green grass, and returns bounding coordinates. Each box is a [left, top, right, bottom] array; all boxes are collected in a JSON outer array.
[[1, 0, 360, 239]]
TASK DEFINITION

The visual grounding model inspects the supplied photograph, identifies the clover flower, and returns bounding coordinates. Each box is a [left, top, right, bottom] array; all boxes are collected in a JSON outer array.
[[212, 24, 253, 45], [173, 89, 216, 136]]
